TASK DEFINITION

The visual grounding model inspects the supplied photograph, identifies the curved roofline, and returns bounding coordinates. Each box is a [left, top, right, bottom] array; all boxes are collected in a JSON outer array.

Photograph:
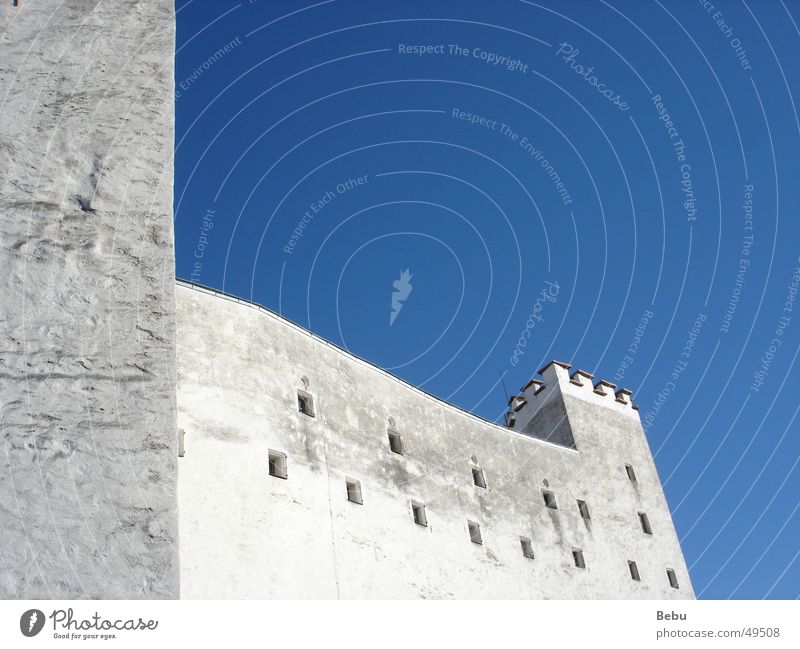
[[176, 278, 577, 454]]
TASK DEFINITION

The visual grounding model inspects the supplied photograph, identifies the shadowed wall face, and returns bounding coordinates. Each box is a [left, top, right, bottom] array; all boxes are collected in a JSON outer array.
[[0, 1, 178, 598]]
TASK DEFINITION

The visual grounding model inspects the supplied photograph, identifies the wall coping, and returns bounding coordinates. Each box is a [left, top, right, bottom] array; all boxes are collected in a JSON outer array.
[[176, 278, 578, 455]]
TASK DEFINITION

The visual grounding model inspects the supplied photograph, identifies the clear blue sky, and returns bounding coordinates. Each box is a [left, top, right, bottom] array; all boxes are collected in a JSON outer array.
[[174, 0, 800, 599]]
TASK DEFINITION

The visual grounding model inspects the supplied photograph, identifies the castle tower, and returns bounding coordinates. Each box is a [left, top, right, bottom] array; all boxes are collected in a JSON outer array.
[[506, 360, 692, 596], [0, 2, 178, 598]]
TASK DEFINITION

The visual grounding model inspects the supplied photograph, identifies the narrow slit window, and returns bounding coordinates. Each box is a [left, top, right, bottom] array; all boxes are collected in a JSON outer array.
[[577, 499, 591, 520], [472, 467, 487, 488], [388, 430, 403, 455], [543, 490, 558, 509], [346, 478, 362, 505], [411, 501, 427, 527], [628, 560, 641, 581], [467, 520, 482, 545], [520, 537, 534, 559], [625, 464, 637, 483], [639, 512, 652, 535], [178, 428, 185, 458], [297, 391, 315, 417], [268, 450, 287, 479], [666, 569, 679, 589], [572, 549, 586, 569]]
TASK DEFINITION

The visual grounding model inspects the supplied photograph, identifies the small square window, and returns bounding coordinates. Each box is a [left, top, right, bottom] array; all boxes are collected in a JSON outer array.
[[388, 430, 403, 454], [628, 560, 641, 581], [572, 549, 586, 569], [577, 499, 591, 520], [520, 537, 534, 559], [346, 478, 362, 505], [411, 501, 427, 526], [666, 568, 679, 589], [268, 450, 287, 479], [639, 512, 652, 535], [297, 391, 314, 417], [472, 467, 487, 488], [467, 520, 482, 545], [625, 464, 637, 482], [543, 490, 558, 509]]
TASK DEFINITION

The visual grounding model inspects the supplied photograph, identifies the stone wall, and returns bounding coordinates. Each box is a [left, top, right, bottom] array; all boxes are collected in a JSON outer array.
[[176, 282, 694, 599], [0, 1, 178, 598]]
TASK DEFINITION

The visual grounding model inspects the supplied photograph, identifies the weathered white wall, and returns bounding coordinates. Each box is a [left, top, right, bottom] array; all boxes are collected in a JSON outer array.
[[176, 283, 693, 599], [0, 1, 178, 598]]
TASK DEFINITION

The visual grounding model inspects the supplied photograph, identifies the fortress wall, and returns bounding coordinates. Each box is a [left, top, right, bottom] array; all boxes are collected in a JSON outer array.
[[0, 1, 178, 598], [176, 283, 693, 599]]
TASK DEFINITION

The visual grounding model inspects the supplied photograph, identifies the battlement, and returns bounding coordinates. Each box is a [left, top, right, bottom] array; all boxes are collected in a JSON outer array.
[[506, 361, 640, 441]]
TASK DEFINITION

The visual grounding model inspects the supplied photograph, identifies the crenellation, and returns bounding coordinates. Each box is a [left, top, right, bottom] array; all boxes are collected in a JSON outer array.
[[593, 379, 617, 397], [522, 377, 545, 393], [538, 359, 572, 386], [615, 388, 634, 406], [569, 369, 594, 386], [508, 394, 527, 411], [511, 361, 640, 431]]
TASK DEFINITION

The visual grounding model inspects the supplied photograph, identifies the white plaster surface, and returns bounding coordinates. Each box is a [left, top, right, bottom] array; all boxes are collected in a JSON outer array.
[[0, 0, 692, 603], [0, 1, 178, 598], [176, 283, 694, 599]]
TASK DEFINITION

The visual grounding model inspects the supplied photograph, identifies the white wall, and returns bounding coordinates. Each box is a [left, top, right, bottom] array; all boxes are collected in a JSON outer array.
[[177, 283, 693, 599], [0, 1, 178, 598]]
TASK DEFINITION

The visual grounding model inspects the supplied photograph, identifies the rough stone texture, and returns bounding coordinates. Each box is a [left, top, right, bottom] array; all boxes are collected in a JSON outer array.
[[176, 282, 693, 599], [0, 1, 178, 598]]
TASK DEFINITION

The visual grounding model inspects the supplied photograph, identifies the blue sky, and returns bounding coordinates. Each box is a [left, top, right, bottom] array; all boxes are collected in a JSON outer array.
[[174, 0, 800, 599]]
